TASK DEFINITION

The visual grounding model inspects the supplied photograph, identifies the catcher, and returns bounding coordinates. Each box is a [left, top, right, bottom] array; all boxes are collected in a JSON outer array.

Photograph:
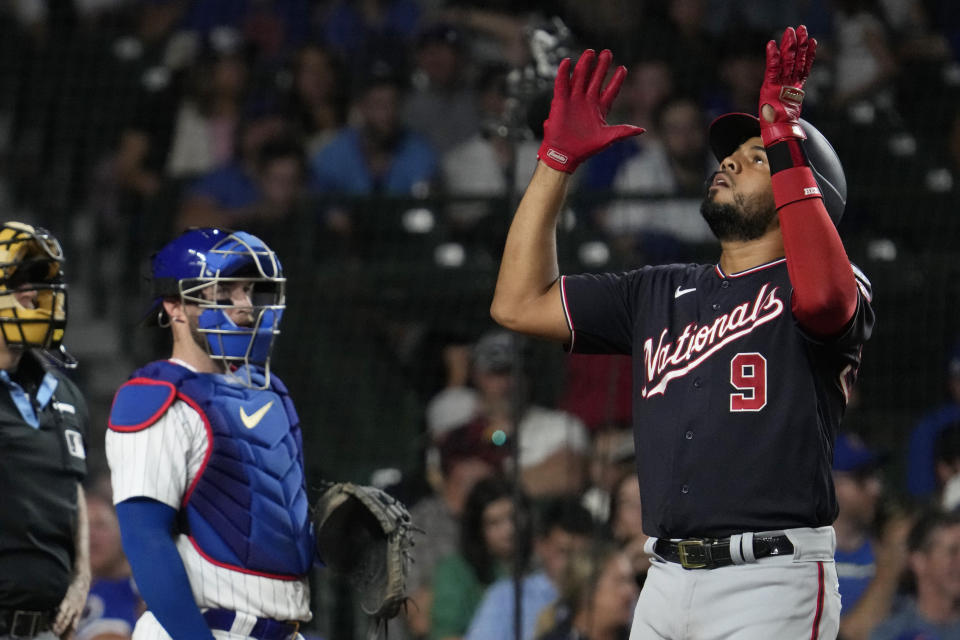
[[107, 228, 414, 640]]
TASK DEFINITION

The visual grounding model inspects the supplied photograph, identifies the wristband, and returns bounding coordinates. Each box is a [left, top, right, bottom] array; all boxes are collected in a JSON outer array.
[[537, 141, 578, 173], [766, 139, 809, 174], [770, 166, 821, 210], [766, 139, 822, 210]]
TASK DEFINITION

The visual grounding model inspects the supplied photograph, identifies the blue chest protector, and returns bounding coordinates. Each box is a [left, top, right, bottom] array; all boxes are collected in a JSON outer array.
[[109, 360, 314, 578]]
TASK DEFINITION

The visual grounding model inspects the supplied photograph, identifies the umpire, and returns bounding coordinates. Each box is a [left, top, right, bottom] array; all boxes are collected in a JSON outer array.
[[0, 222, 90, 639]]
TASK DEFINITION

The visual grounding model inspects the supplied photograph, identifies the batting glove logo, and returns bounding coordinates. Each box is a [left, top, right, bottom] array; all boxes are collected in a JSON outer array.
[[545, 149, 569, 165], [779, 86, 805, 105]]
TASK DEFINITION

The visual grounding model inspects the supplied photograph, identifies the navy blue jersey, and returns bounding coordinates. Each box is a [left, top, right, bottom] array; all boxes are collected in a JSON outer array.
[[561, 258, 874, 539]]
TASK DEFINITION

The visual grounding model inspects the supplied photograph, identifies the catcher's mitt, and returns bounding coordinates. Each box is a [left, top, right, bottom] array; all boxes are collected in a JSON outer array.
[[313, 482, 415, 621]]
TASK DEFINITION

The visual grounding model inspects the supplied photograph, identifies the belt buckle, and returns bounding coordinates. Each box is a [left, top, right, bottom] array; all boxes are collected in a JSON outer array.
[[677, 539, 709, 569], [10, 611, 40, 639]]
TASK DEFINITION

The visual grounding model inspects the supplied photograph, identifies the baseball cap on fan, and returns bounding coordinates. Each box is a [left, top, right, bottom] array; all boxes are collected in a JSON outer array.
[[426, 387, 479, 438], [437, 423, 506, 477], [833, 433, 884, 473], [472, 330, 523, 374]]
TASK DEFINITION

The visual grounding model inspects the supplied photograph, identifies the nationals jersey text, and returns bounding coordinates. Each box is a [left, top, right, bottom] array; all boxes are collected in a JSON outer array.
[[642, 282, 785, 398]]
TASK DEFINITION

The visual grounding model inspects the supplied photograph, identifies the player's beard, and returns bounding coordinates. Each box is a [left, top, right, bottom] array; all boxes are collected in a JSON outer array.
[[185, 314, 211, 355], [700, 189, 778, 242]]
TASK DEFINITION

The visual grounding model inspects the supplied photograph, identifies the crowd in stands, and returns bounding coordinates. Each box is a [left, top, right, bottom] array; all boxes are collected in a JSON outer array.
[[1, 0, 958, 271], [2, 0, 960, 638]]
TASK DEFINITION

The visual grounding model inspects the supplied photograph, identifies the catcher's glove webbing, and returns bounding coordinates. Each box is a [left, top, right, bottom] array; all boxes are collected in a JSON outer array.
[[313, 483, 415, 624]]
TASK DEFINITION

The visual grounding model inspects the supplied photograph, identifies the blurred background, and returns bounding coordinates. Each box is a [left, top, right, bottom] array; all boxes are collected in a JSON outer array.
[[4, 0, 960, 638]]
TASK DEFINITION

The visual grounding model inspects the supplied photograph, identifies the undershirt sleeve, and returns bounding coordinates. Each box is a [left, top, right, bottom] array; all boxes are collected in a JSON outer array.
[[116, 499, 216, 640], [778, 197, 859, 337]]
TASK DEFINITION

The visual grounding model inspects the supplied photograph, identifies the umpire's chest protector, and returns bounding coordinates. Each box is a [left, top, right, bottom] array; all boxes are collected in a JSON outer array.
[[110, 360, 314, 578]]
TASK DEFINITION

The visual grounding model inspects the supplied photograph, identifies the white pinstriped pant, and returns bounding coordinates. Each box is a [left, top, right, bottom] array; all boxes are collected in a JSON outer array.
[[630, 527, 840, 640], [132, 611, 306, 640]]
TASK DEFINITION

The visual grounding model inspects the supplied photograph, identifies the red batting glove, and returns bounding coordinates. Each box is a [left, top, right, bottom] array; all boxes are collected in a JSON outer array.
[[537, 49, 645, 173], [758, 25, 818, 147]]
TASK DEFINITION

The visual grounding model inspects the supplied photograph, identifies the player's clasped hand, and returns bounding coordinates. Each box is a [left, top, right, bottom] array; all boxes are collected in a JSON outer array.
[[537, 49, 645, 174], [52, 576, 89, 639], [759, 25, 818, 145]]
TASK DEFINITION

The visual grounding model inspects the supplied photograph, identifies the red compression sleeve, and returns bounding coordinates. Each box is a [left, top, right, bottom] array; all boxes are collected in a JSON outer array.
[[768, 142, 858, 336]]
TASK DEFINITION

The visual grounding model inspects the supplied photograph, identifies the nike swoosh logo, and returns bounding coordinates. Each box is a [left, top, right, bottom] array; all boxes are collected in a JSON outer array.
[[240, 401, 274, 429], [674, 286, 697, 298]]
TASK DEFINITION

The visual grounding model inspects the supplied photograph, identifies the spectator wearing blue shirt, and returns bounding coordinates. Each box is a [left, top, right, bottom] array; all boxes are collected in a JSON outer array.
[[907, 345, 960, 499], [870, 509, 960, 640], [465, 499, 594, 640], [310, 69, 437, 197], [833, 433, 912, 640], [177, 134, 306, 232], [176, 99, 288, 223]]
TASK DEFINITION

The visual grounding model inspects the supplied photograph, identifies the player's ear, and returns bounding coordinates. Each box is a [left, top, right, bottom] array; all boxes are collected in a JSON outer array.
[[161, 298, 185, 325]]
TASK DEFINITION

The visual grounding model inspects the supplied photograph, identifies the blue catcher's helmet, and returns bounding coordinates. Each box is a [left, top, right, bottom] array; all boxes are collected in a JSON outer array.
[[147, 228, 285, 387]]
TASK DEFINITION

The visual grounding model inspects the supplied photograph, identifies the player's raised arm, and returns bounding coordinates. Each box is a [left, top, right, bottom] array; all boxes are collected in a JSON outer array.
[[490, 49, 644, 342], [759, 26, 859, 337]]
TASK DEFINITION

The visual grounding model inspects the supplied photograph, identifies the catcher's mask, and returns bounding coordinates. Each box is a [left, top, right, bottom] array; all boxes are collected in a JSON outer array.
[[708, 113, 847, 226], [147, 228, 285, 388], [0, 222, 69, 353]]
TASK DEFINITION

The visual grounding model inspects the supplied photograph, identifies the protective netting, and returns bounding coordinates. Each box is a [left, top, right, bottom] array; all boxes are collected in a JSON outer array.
[[3, 3, 960, 638]]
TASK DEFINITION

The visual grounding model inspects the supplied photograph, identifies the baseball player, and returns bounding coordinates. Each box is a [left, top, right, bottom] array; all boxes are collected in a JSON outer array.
[[490, 26, 873, 639], [105, 228, 313, 640]]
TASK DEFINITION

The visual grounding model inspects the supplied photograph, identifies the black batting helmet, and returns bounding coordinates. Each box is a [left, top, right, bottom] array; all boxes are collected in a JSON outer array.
[[708, 113, 847, 226]]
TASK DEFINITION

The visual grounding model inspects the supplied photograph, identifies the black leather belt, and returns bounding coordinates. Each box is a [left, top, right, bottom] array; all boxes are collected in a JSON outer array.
[[654, 534, 794, 570], [0, 609, 55, 638]]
